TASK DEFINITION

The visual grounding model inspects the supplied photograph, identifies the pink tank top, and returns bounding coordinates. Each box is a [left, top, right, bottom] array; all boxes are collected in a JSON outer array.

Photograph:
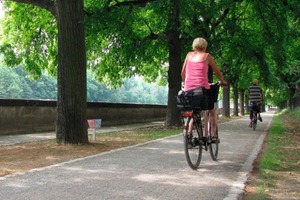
[[184, 58, 210, 91]]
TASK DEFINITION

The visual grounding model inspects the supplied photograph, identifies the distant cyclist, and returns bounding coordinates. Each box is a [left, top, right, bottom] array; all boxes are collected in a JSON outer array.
[[248, 79, 263, 127]]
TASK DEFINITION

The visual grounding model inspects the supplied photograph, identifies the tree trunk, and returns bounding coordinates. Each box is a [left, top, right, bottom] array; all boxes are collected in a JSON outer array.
[[288, 87, 296, 109], [56, 0, 88, 144], [222, 81, 230, 117], [239, 89, 244, 115], [165, 0, 182, 127], [245, 91, 249, 113], [293, 90, 300, 108], [233, 83, 239, 116]]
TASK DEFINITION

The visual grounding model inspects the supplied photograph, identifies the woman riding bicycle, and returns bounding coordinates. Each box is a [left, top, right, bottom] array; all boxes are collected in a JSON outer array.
[[181, 37, 226, 140]]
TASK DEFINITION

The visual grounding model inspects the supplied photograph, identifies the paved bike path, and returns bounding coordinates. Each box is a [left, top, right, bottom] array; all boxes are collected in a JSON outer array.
[[0, 111, 274, 200]]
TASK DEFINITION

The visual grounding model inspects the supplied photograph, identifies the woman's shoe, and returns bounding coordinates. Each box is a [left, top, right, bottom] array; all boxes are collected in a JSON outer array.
[[211, 136, 219, 143]]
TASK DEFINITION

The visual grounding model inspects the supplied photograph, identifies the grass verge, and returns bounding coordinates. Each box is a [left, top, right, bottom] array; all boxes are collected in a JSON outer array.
[[244, 108, 300, 199]]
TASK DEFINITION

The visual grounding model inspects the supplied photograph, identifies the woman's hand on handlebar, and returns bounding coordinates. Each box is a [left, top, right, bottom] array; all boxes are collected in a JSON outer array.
[[219, 80, 227, 87]]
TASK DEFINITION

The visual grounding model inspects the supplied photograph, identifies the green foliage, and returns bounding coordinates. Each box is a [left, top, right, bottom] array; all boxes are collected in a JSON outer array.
[[87, 73, 168, 104], [85, 0, 169, 87], [0, 64, 167, 104], [1, 0, 300, 108], [0, 65, 23, 98], [250, 0, 300, 105], [0, 2, 57, 78], [216, 0, 300, 107], [0, 65, 58, 99], [1, 1, 171, 87]]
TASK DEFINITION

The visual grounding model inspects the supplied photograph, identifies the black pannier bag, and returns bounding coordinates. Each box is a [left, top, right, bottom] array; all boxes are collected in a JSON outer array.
[[177, 87, 208, 111]]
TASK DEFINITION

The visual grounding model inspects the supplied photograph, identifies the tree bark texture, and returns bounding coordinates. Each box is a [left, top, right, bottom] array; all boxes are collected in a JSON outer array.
[[222, 81, 230, 117], [233, 83, 239, 116], [239, 90, 244, 116], [165, 0, 182, 127], [245, 91, 249, 113], [56, 0, 88, 143]]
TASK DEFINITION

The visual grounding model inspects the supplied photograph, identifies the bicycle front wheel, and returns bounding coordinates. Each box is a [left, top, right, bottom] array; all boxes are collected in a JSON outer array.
[[184, 119, 202, 169], [208, 124, 219, 161]]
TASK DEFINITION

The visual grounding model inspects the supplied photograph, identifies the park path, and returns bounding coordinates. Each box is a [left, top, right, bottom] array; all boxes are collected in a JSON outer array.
[[0, 111, 274, 200]]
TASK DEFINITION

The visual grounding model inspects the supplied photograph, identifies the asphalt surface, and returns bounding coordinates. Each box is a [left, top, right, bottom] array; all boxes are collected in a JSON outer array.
[[0, 111, 274, 200]]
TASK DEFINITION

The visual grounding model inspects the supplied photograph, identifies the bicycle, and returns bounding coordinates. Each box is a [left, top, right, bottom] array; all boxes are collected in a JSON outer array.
[[177, 83, 220, 169]]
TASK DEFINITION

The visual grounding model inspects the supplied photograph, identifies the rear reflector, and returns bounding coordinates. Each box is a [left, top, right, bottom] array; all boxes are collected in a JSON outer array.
[[182, 111, 193, 117]]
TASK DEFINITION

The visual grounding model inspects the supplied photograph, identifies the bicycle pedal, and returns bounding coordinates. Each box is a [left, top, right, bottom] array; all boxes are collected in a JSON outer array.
[[192, 138, 200, 146], [199, 137, 206, 145]]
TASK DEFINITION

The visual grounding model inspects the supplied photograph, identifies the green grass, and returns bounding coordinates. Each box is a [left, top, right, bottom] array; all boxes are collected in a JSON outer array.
[[284, 107, 300, 120], [246, 108, 300, 199], [136, 129, 181, 140], [260, 116, 286, 171]]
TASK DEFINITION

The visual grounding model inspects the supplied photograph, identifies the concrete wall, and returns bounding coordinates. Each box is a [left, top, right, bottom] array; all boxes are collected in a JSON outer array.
[[0, 99, 167, 135]]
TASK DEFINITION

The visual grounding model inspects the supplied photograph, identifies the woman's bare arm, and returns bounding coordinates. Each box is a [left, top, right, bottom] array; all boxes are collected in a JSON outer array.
[[207, 54, 227, 85]]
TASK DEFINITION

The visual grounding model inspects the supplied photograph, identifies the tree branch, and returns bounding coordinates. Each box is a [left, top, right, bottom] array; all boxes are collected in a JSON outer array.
[[116, 0, 156, 7], [210, 8, 229, 34], [142, 19, 159, 40], [7, 0, 56, 16], [107, 0, 156, 10]]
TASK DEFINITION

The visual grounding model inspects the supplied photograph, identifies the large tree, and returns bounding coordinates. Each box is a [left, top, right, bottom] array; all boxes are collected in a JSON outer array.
[[1, 0, 88, 144]]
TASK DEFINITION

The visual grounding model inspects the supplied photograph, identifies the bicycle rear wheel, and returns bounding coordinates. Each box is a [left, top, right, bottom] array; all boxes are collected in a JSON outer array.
[[253, 113, 257, 131], [208, 123, 219, 161], [184, 117, 202, 169]]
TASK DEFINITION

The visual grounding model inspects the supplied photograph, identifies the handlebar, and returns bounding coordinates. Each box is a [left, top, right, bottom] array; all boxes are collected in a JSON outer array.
[[210, 81, 227, 87]]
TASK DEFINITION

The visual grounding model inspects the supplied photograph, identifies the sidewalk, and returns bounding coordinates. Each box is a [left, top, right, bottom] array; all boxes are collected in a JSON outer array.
[[0, 121, 164, 146]]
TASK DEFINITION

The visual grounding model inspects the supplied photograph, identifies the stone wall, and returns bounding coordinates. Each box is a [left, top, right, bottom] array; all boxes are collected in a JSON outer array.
[[0, 99, 167, 135]]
